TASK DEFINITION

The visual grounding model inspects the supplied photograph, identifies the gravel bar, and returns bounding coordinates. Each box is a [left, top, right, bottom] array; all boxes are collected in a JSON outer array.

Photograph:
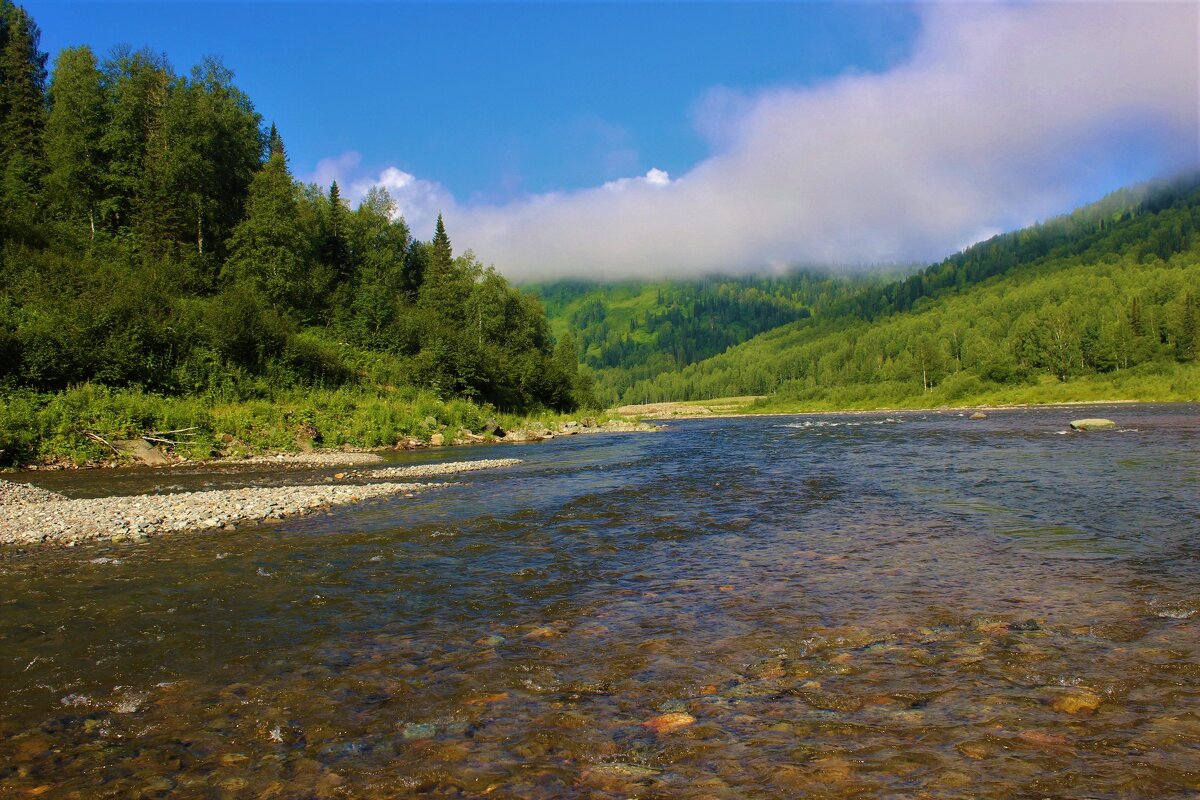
[[0, 478, 68, 506], [351, 458, 523, 480], [0, 482, 442, 547], [221, 451, 386, 467]]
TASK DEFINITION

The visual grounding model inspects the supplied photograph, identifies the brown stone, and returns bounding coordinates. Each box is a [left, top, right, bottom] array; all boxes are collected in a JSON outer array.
[[642, 712, 696, 733]]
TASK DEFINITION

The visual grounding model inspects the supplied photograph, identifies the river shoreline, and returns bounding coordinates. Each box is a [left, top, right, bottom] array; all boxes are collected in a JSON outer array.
[[627, 397, 1147, 421], [0, 459, 523, 548], [11, 418, 660, 473]]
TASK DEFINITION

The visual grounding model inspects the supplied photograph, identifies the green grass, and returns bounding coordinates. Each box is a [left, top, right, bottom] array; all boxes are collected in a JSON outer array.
[[742, 361, 1200, 414], [0, 384, 615, 468]]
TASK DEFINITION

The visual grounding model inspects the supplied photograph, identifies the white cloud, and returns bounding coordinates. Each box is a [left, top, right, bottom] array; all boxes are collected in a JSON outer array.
[[602, 167, 672, 191], [307, 153, 452, 238], [320, 2, 1199, 281]]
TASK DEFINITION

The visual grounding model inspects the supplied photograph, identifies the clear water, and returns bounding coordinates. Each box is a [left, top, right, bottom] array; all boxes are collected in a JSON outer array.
[[2, 404, 1198, 798]]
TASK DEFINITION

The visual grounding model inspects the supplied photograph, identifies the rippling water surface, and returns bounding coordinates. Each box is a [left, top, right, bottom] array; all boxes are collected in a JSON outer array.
[[2, 404, 1199, 798]]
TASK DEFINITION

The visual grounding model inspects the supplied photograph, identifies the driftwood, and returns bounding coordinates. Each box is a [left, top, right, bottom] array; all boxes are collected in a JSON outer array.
[[83, 430, 121, 455], [142, 427, 200, 449], [148, 427, 200, 437]]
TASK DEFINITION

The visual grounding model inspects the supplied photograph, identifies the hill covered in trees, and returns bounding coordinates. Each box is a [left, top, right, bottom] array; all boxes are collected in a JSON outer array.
[[534, 178, 1199, 409], [0, 2, 593, 464], [620, 177, 1200, 408], [529, 272, 896, 405]]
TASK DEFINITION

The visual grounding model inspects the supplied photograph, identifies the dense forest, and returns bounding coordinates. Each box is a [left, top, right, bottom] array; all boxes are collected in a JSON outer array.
[[0, 2, 1194, 463], [619, 179, 1200, 407], [530, 273, 893, 405], [0, 3, 593, 463], [534, 178, 1199, 408]]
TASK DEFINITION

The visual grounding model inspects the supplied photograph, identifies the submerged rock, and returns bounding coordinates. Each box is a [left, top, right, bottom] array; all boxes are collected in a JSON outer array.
[[1069, 418, 1116, 431], [969, 412, 988, 420], [1050, 689, 1102, 715], [642, 712, 696, 733]]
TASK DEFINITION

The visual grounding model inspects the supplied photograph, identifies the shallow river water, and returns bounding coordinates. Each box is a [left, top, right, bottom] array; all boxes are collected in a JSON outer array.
[[2, 404, 1199, 798]]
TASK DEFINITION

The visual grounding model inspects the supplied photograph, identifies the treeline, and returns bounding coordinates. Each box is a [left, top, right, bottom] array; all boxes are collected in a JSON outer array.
[[532, 272, 886, 404], [0, 2, 592, 419], [622, 179, 1200, 406]]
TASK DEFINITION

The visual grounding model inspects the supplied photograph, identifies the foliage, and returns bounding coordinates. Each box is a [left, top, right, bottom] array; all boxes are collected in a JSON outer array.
[[0, 0, 586, 467], [618, 179, 1200, 407], [530, 272, 887, 404]]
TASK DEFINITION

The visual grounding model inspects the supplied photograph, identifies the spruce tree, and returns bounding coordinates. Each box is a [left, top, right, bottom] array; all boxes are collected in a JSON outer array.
[[431, 212, 452, 268], [0, 0, 48, 229], [266, 122, 285, 161], [322, 180, 349, 276], [223, 151, 310, 314]]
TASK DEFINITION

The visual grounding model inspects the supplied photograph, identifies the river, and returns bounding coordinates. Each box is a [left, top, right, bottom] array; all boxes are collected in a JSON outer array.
[[2, 404, 1198, 798]]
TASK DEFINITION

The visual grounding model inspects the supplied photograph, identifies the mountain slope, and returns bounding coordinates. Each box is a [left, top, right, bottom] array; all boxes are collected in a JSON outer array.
[[622, 176, 1200, 407], [529, 273, 892, 405]]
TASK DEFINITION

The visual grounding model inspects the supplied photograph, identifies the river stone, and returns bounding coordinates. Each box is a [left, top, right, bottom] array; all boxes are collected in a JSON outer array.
[[114, 438, 172, 466], [642, 712, 696, 733], [969, 412, 988, 420], [1070, 418, 1116, 430], [1051, 689, 1102, 715]]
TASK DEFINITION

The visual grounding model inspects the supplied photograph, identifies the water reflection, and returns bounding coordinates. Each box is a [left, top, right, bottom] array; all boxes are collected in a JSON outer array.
[[2, 405, 1198, 797]]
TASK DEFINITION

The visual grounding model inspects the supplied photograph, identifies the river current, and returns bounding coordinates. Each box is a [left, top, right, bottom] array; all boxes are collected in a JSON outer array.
[[1, 404, 1198, 798]]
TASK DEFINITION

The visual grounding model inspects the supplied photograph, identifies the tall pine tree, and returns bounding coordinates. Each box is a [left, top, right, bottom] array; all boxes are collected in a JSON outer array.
[[222, 151, 311, 314], [0, 0, 47, 231]]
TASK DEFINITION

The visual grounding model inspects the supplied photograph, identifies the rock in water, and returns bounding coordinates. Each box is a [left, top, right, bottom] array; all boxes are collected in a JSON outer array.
[[969, 412, 988, 420], [1070, 418, 1116, 431], [1051, 689, 1102, 715], [641, 712, 696, 733], [114, 438, 172, 466]]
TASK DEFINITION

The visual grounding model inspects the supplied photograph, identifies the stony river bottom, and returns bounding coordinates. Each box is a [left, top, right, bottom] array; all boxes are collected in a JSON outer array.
[[1, 404, 1198, 798]]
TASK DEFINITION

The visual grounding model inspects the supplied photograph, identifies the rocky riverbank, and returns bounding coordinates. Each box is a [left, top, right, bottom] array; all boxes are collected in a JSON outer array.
[[0, 459, 524, 548], [19, 418, 660, 470]]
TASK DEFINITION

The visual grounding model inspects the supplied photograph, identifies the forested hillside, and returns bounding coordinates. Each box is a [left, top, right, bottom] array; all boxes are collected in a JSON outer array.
[[623, 178, 1200, 408], [530, 272, 892, 405], [0, 2, 592, 464]]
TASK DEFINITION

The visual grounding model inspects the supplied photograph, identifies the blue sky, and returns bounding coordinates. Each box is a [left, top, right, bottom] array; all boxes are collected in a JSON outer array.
[[29, 2, 1200, 279], [34, 2, 920, 201]]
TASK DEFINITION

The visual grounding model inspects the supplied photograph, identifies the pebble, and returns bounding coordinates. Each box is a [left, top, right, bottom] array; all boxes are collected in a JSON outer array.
[[0, 459, 524, 548], [642, 712, 696, 733], [0, 482, 440, 547], [227, 451, 385, 467], [0, 479, 67, 506], [1051, 689, 1102, 715], [350, 458, 522, 481]]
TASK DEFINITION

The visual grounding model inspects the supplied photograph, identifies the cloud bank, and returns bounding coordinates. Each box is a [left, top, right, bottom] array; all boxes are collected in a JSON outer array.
[[319, 2, 1199, 281]]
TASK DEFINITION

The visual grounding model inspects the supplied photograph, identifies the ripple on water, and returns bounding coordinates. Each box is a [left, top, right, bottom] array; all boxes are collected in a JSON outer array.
[[1, 404, 1198, 797]]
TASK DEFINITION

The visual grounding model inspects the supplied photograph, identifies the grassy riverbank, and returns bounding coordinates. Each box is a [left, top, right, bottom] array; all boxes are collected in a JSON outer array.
[[745, 362, 1200, 414], [0, 384, 616, 468], [622, 362, 1199, 418]]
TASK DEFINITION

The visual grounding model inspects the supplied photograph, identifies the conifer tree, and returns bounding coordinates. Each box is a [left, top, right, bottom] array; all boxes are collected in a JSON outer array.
[[322, 180, 349, 275], [223, 151, 310, 313], [0, 0, 48, 229], [431, 212, 452, 268], [418, 214, 470, 316], [266, 122, 285, 161]]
